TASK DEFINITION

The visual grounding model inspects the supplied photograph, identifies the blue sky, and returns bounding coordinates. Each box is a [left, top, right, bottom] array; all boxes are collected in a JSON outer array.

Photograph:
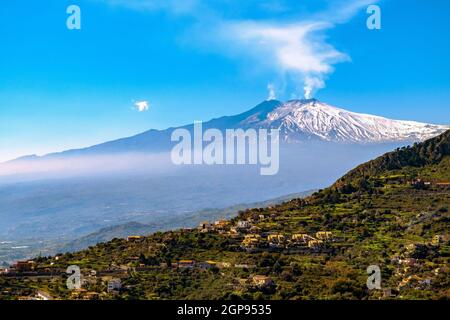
[[0, 0, 449, 161]]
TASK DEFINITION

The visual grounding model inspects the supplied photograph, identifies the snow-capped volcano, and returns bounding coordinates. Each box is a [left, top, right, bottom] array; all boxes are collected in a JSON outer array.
[[239, 99, 449, 143], [5, 99, 449, 164]]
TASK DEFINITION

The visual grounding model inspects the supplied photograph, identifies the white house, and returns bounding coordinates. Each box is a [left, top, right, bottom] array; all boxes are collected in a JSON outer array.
[[107, 279, 122, 293]]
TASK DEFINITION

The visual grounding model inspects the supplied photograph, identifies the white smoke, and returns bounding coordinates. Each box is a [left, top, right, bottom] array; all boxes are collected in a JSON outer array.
[[303, 76, 325, 99], [267, 83, 276, 100], [219, 21, 348, 100], [102, 0, 377, 99]]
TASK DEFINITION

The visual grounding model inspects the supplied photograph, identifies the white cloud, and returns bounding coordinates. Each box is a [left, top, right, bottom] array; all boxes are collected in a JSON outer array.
[[134, 100, 150, 112], [216, 20, 349, 98], [101, 0, 379, 98], [199, 0, 378, 99], [235, 22, 338, 74]]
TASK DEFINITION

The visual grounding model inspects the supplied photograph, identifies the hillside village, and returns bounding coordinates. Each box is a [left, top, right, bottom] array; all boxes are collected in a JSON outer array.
[[0, 130, 449, 300], [0, 216, 340, 300]]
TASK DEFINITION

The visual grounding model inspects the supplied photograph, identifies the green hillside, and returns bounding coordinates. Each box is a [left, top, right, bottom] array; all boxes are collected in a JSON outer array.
[[1, 131, 449, 300], [336, 129, 450, 186]]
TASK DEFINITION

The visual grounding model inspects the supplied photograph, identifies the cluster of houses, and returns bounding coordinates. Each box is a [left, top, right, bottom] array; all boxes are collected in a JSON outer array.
[[16, 290, 54, 301], [196, 217, 334, 252], [379, 236, 447, 298], [13, 260, 36, 272], [67, 275, 123, 299], [197, 216, 273, 236], [390, 237, 448, 293], [68, 280, 121, 300], [197, 219, 233, 234], [166, 260, 238, 270], [241, 231, 333, 251], [173, 260, 220, 270], [231, 275, 276, 291], [158, 259, 264, 271], [410, 179, 432, 187], [393, 257, 433, 292], [1, 260, 36, 274], [431, 235, 445, 246], [127, 235, 145, 243], [410, 179, 450, 189], [397, 275, 432, 291]]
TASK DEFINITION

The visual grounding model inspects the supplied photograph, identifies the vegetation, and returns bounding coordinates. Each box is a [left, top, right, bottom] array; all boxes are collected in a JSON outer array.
[[1, 130, 449, 300]]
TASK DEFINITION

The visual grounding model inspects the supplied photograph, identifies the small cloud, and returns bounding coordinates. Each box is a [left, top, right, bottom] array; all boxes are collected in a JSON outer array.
[[134, 100, 150, 112]]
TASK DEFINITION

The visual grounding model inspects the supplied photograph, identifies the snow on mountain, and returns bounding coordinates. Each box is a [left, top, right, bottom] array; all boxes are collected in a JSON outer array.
[[240, 99, 449, 143], [4, 99, 449, 164]]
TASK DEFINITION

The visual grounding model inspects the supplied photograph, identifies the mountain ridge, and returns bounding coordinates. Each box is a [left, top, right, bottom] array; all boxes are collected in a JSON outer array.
[[334, 129, 450, 189], [6, 99, 448, 163]]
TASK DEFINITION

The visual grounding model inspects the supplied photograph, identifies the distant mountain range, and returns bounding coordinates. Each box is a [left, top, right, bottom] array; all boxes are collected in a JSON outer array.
[[7, 99, 448, 162]]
